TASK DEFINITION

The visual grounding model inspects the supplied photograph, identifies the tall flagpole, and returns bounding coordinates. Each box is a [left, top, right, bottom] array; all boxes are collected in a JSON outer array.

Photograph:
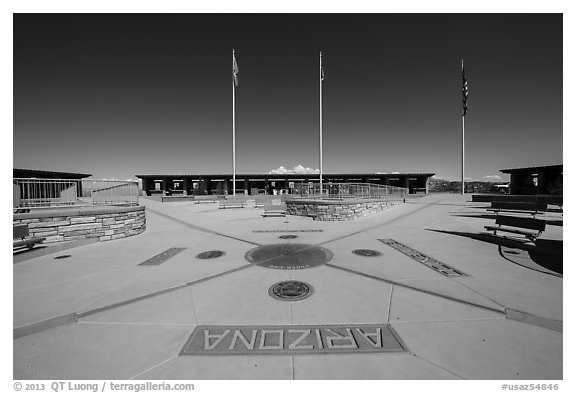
[[319, 51, 323, 194], [462, 111, 465, 195], [232, 49, 236, 196], [461, 59, 467, 195]]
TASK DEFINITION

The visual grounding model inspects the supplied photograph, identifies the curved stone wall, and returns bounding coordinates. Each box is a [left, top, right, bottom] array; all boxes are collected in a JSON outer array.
[[13, 205, 146, 243], [286, 199, 403, 221]]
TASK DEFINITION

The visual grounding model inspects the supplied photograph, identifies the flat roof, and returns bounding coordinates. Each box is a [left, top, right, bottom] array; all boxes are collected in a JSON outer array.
[[14, 168, 92, 179], [135, 172, 436, 178], [500, 164, 562, 174]]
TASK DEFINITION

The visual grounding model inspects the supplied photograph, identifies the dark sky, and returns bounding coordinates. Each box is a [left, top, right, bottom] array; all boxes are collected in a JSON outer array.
[[13, 13, 563, 181]]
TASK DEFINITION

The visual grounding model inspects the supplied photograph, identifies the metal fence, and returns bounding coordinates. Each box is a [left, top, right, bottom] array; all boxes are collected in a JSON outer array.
[[288, 182, 408, 200], [13, 178, 139, 209]]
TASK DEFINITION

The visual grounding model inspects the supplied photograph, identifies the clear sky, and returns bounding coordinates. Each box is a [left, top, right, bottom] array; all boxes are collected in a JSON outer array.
[[13, 13, 562, 182]]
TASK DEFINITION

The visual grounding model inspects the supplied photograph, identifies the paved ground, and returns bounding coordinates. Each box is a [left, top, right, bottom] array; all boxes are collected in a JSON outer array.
[[13, 194, 563, 380]]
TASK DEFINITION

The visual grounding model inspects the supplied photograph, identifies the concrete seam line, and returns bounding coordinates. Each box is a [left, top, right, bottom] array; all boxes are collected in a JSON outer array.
[[76, 263, 255, 319], [13, 313, 78, 339], [316, 202, 436, 246], [326, 264, 506, 314], [146, 206, 261, 246], [407, 352, 468, 380], [128, 355, 179, 380], [505, 309, 563, 333]]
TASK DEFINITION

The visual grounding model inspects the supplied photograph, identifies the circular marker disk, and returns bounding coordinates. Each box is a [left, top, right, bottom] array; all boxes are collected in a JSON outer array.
[[268, 280, 313, 301], [245, 243, 332, 269]]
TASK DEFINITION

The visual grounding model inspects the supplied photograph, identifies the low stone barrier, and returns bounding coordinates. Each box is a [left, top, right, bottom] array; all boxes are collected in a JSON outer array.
[[286, 198, 403, 221], [13, 205, 146, 243]]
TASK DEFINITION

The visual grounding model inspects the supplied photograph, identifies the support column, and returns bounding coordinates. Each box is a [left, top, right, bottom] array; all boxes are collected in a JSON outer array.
[[162, 178, 169, 196], [183, 178, 190, 196], [538, 170, 547, 194]]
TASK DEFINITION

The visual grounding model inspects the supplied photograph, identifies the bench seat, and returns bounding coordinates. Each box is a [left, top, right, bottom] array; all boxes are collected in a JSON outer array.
[[219, 202, 246, 209], [262, 210, 286, 217], [484, 215, 546, 242], [13, 237, 44, 249], [13, 224, 45, 250], [488, 201, 547, 217], [260, 202, 287, 217]]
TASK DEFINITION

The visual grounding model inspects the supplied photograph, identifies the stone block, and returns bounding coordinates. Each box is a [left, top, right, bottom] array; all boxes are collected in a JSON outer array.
[[70, 216, 96, 224], [28, 220, 70, 228], [31, 230, 58, 237], [44, 235, 64, 243], [62, 229, 90, 237], [59, 222, 102, 233], [64, 235, 90, 241]]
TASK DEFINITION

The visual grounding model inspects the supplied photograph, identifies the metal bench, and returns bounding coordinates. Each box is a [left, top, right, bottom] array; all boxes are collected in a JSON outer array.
[[484, 215, 546, 242], [487, 201, 547, 217], [13, 224, 45, 250]]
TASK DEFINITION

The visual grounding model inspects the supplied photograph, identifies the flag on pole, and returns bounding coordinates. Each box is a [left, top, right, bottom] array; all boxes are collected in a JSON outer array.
[[320, 57, 324, 82], [462, 60, 468, 116], [233, 52, 239, 87]]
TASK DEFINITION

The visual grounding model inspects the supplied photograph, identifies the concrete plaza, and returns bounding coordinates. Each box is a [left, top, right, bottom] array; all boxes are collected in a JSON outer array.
[[13, 194, 563, 380]]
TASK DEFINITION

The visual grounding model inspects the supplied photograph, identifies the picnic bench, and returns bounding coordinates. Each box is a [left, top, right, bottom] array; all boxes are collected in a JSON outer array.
[[261, 203, 287, 217], [13, 224, 45, 250], [219, 201, 247, 209], [487, 201, 547, 217], [484, 215, 546, 242]]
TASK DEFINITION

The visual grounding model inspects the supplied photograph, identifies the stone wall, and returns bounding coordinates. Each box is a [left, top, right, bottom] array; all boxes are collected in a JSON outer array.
[[286, 199, 403, 221], [13, 205, 146, 243]]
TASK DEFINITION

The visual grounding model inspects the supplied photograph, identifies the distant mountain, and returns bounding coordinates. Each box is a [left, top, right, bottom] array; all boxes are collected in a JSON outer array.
[[429, 178, 508, 194]]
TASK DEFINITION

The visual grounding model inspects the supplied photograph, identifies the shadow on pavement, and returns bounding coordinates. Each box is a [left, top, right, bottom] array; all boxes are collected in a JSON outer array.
[[428, 229, 562, 276], [451, 213, 563, 227], [450, 213, 497, 220]]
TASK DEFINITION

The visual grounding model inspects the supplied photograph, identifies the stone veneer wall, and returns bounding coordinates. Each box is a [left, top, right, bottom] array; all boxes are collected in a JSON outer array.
[[13, 205, 146, 243], [286, 199, 403, 221]]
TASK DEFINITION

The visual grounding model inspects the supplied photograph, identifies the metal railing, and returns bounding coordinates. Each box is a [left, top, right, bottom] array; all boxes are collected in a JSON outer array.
[[13, 178, 139, 209], [288, 182, 408, 200]]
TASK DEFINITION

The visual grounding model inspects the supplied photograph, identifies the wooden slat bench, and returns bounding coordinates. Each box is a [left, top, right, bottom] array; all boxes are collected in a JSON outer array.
[[194, 196, 219, 204], [219, 201, 247, 209], [262, 203, 287, 217], [487, 201, 548, 217], [13, 224, 45, 250], [484, 215, 546, 242]]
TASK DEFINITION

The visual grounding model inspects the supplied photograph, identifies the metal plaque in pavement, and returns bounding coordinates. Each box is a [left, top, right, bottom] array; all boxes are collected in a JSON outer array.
[[378, 239, 466, 277], [138, 247, 187, 266], [180, 324, 406, 355]]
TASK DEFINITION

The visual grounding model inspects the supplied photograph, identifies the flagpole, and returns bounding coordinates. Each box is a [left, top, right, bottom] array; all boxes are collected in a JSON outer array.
[[232, 49, 236, 196], [462, 113, 465, 195], [319, 51, 323, 195], [461, 59, 465, 195]]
